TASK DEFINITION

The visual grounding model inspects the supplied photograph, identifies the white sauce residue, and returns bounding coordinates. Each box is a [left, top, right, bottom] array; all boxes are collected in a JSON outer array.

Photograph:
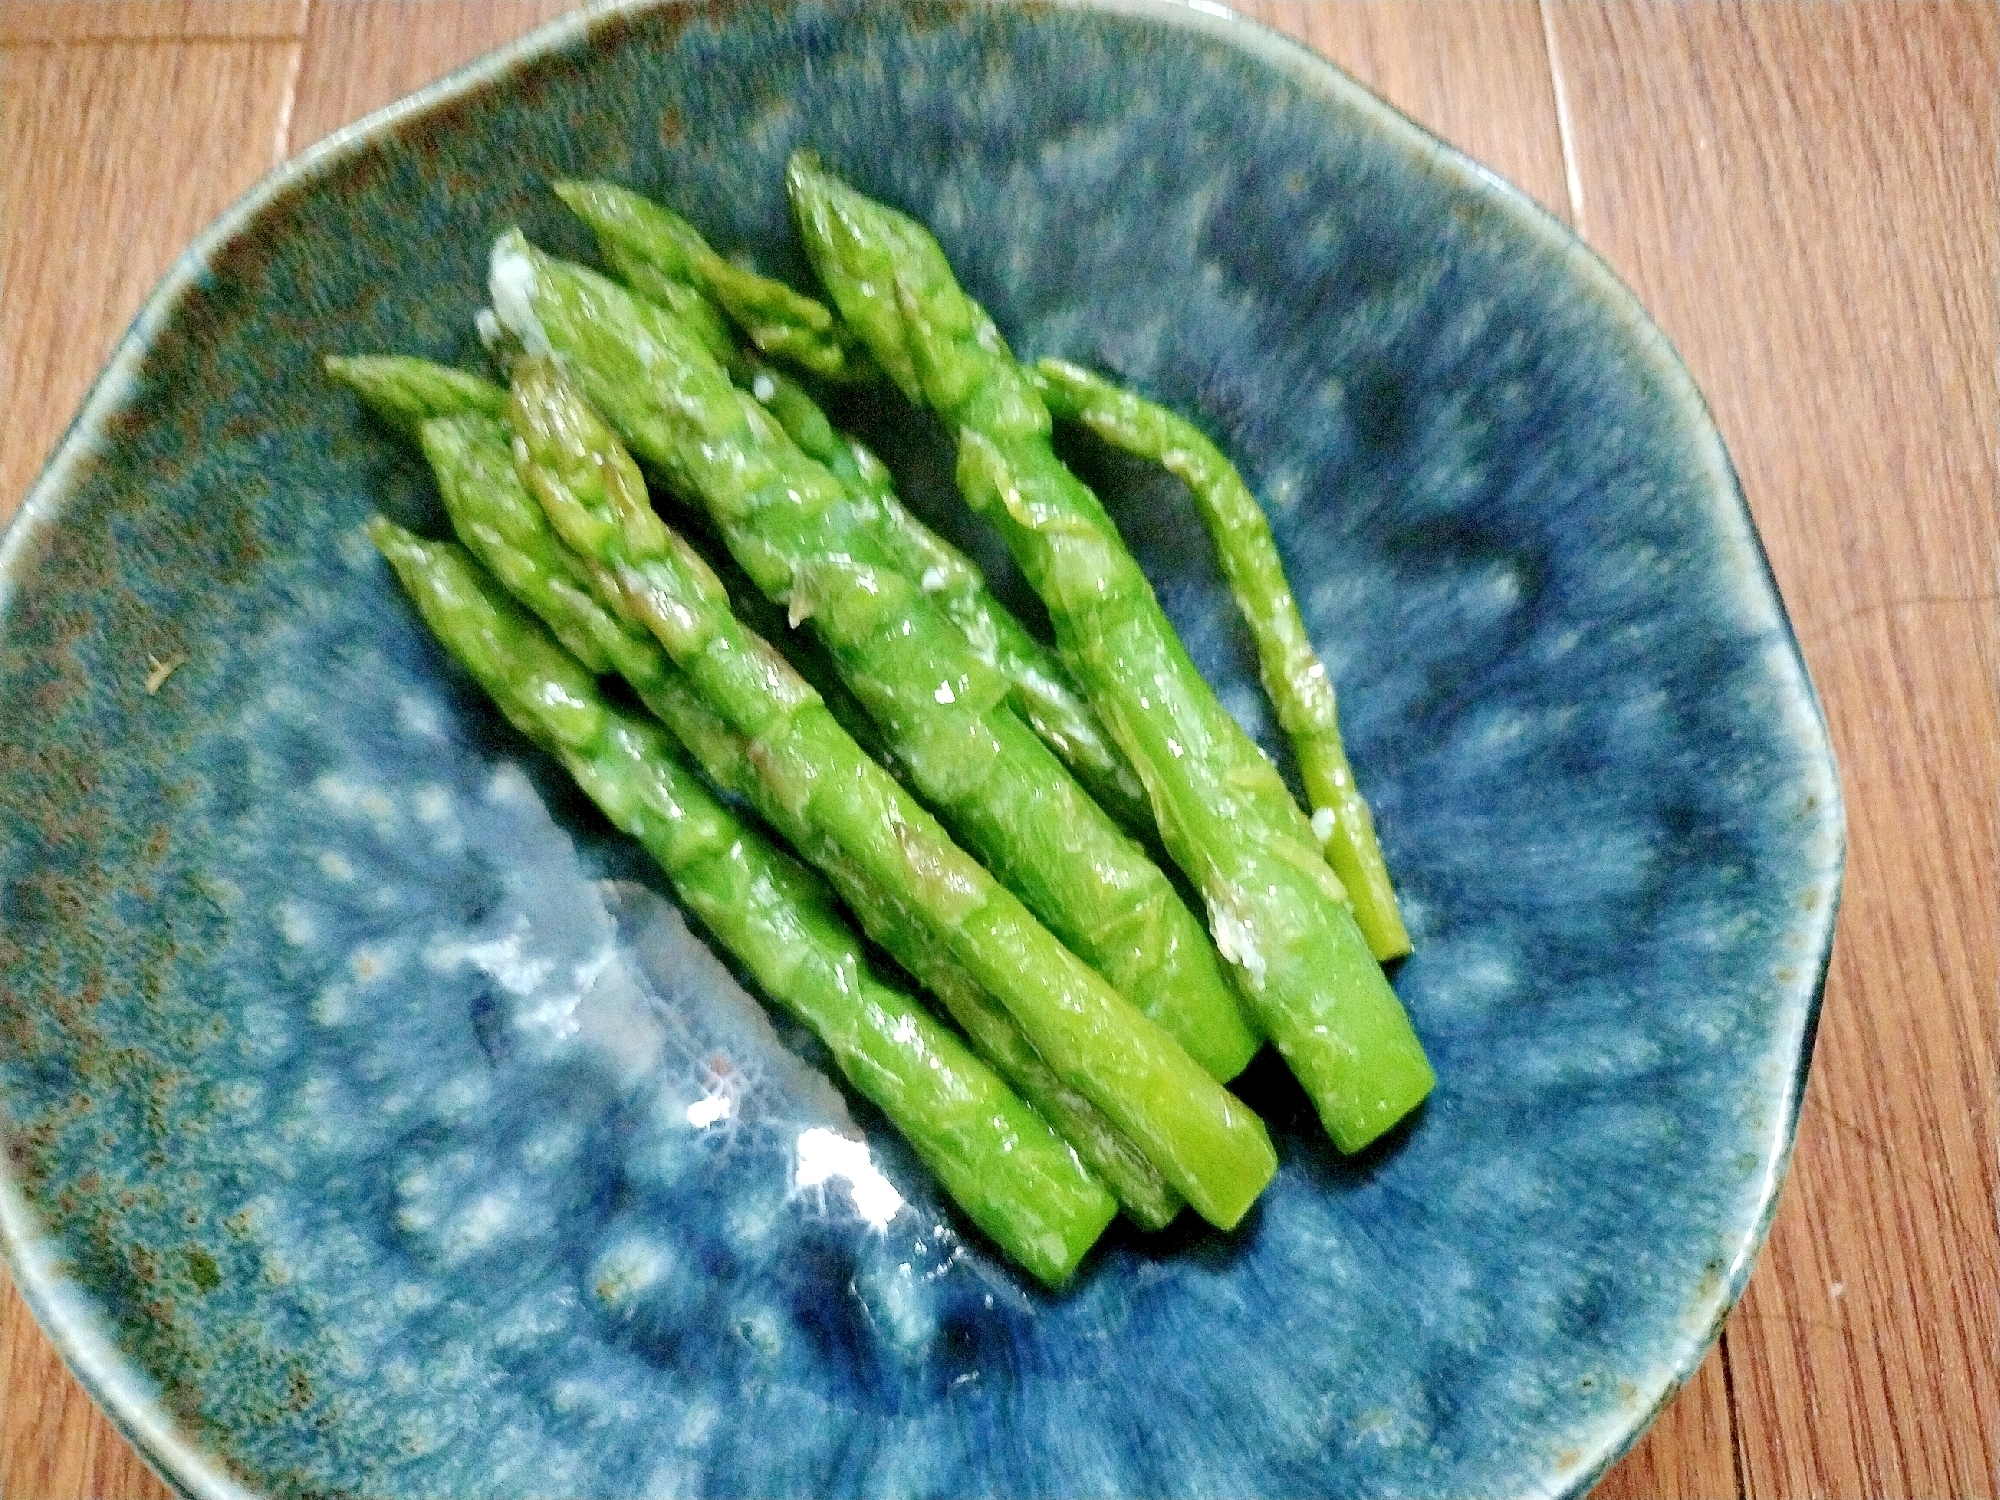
[[792, 1127, 905, 1228]]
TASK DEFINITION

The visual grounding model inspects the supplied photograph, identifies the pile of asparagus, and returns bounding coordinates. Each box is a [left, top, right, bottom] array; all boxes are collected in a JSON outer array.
[[334, 155, 1433, 1287]]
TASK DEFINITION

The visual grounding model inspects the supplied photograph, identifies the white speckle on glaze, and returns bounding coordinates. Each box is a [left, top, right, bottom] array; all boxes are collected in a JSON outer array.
[[349, 942, 397, 984], [314, 772, 398, 830], [484, 762, 537, 807], [449, 1189, 523, 1260], [859, 1259, 938, 1357], [312, 984, 351, 1027], [337, 523, 378, 572], [590, 1232, 681, 1314], [277, 898, 317, 947], [398, 693, 444, 740], [381, 1357, 419, 1395]]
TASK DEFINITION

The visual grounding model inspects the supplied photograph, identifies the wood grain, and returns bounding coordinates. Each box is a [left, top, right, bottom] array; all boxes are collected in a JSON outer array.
[[0, 1, 305, 45], [1, 4, 1993, 1498], [1546, 4, 2000, 1497], [1585, 1342, 1743, 1500], [0, 1271, 173, 1500], [287, 0, 580, 153], [0, 33, 304, 519]]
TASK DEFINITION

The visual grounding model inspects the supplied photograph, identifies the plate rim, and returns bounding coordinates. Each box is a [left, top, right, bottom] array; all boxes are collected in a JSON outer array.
[[0, 2, 1846, 1496]]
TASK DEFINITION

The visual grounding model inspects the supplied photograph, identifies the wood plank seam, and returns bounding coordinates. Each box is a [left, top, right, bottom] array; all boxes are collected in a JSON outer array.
[[1721, 1326, 1750, 1500], [1534, 0, 1587, 233], [272, 3, 308, 163]]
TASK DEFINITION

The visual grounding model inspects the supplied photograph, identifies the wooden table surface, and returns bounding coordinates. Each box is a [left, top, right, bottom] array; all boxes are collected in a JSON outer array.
[[2, 3, 1993, 1496]]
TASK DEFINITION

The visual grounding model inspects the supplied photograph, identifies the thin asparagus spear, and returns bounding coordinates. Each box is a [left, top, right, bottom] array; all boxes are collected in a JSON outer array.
[[484, 229, 1261, 1085], [787, 154, 1434, 1154], [1031, 358, 1411, 961], [557, 179, 1156, 834], [503, 355, 1275, 1229], [366, 519, 1117, 1283], [351, 366, 1183, 1229], [550, 179, 876, 383]]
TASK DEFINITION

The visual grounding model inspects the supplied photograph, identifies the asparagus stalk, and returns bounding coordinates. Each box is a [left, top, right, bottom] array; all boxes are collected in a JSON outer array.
[[484, 229, 1262, 1085], [1031, 358, 1412, 961], [366, 519, 1117, 1283], [335, 354, 1184, 1229], [502, 355, 1275, 1229], [787, 154, 1434, 1154], [556, 178, 1156, 835]]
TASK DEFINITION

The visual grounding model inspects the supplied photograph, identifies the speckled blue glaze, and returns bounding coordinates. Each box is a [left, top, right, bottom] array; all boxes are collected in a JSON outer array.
[[0, 3, 1841, 1497]]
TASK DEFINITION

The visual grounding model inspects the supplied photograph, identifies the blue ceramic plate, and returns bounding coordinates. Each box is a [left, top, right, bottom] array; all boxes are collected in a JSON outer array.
[[0, 3, 1842, 1496]]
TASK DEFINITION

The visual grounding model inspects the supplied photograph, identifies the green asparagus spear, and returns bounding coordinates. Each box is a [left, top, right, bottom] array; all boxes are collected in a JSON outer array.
[[557, 179, 1157, 835], [323, 354, 507, 441], [552, 179, 875, 383], [787, 154, 1435, 1154], [745, 386, 1157, 835], [797, 438, 1158, 836], [366, 519, 1116, 1283], [503, 355, 1275, 1229], [1031, 358, 1412, 961], [356, 368, 1182, 1229], [649, 666, 1182, 1231], [484, 230, 1261, 1085]]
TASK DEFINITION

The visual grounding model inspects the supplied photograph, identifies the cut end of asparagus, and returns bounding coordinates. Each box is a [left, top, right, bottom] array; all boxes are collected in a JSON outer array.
[[1326, 1053, 1435, 1156], [489, 228, 554, 359], [1195, 1117, 1278, 1232]]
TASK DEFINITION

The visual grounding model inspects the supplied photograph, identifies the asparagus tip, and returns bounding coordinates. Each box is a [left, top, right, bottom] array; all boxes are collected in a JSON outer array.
[[362, 512, 407, 554], [784, 146, 826, 193]]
